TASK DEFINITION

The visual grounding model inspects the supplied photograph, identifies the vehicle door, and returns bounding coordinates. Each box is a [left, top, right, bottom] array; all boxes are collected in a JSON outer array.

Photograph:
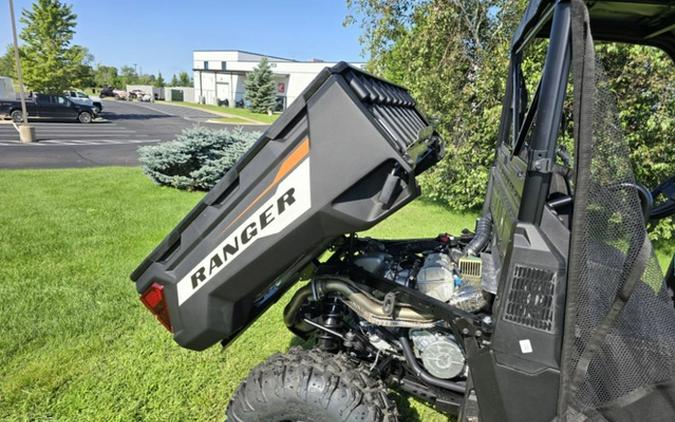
[[21, 95, 38, 117], [53, 95, 78, 119], [34, 95, 58, 118]]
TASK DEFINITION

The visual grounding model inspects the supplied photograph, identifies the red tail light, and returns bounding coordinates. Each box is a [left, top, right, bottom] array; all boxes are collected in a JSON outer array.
[[140, 282, 172, 332]]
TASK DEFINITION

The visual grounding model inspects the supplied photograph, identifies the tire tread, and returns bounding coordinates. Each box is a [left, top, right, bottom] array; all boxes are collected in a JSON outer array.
[[226, 347, 398, 422]]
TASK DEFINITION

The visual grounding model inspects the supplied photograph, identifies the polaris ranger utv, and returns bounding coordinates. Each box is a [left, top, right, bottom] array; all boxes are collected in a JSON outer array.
[[131, 0, 675, 420]]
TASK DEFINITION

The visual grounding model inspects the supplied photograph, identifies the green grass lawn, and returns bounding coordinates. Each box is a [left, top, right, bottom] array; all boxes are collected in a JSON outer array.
[[164, 101, 279, 124], [0, 167, 467, 421], [0, 167, 672, 421]]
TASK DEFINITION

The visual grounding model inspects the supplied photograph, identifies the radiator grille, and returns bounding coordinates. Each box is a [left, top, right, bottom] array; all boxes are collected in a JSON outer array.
[[503, 264, 556, 332]]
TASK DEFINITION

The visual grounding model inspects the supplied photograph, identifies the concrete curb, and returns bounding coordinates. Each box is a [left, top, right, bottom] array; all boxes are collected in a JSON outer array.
[[156, 101, 269, 125], [204, 118, 267, 126]]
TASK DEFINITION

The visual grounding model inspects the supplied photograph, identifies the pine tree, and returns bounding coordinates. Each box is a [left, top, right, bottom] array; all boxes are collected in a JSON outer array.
[[244, 58, 277, 114], [170, 74, 179, 87], [177, 72, 191, 86], [156, 72, 165, 87], [19, 0, 87, 93]]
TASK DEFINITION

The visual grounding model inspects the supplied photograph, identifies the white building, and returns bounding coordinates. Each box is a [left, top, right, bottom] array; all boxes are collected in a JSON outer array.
[[193, 50, 363, 110]]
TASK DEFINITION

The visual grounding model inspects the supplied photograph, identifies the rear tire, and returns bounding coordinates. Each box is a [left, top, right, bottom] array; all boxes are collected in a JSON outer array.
[[10, 110, 23, 123], [78, 111, 92, 124], [226, 347, 398, 422]]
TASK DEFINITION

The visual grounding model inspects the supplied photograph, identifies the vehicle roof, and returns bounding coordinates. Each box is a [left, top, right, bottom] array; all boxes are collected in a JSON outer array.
[[514, 0, 675, 60]]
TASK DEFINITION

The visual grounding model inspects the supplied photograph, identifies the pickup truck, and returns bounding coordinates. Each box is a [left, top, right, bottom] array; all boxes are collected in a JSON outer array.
[[64, 90, 103, 114], [0, 93, 98, 124]]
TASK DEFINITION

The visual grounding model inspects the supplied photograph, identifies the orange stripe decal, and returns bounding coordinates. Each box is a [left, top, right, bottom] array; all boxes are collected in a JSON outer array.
[[221, 137, 310, 234], [273, 137, 310, 184]]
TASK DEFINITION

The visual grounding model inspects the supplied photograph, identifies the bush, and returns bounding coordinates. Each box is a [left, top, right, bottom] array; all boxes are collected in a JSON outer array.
[[138, 127, 260, 190]]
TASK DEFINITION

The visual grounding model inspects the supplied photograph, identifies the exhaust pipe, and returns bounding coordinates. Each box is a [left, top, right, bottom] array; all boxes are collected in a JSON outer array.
[[284, 276, 435, 335]]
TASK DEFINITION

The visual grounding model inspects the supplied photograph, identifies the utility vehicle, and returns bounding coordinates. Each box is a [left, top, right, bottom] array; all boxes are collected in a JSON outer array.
[[131, 0, 675, 420]]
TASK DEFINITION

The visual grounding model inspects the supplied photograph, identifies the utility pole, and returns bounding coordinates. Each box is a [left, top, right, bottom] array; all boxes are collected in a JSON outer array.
[[8, 0, 35, 143]]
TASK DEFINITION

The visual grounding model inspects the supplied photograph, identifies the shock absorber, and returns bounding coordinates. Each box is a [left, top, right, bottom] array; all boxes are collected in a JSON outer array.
[[317, 297, 344, 352]]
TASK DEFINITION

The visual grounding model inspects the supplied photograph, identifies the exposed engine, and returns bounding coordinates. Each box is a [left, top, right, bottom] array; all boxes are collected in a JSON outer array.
[[350, 243, 486, 379], [283, 226, 496, 401]]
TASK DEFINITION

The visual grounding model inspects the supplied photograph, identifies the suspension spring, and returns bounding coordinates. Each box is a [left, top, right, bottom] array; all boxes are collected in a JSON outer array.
[[317, 297, 344, 352]]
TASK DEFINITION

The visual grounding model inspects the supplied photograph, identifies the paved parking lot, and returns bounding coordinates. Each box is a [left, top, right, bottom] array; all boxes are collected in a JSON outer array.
[[0, 100, 267, 168], [0, 121, 160, 146]]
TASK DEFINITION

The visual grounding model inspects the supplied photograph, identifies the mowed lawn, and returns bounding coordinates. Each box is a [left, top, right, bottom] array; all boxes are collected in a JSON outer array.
[[1, 168, 672, 422], [0, 167, 476, 421]]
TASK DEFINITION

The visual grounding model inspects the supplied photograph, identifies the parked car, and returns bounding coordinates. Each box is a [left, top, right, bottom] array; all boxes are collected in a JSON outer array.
[[128, 89, 146, 101], [99, 86, 115, 97], [0, 93, 97, 123], [113, 89, 128, 100], [64, 90, 103, 114]]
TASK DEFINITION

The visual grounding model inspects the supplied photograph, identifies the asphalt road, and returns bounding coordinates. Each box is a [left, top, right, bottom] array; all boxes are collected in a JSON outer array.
[[0, 100, 267, 169]]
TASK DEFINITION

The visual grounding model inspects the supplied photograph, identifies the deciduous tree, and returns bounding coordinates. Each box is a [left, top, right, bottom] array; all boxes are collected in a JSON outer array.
[[346, 0, 673, 241], [19, 0, 89, 93], [94, 65, 119, 88], [0, 46, 16, 79]]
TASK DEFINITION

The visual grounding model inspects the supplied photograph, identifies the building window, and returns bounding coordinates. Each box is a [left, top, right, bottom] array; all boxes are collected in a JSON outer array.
[[204, 61, 209, 70], [221, 61, 227, 70]]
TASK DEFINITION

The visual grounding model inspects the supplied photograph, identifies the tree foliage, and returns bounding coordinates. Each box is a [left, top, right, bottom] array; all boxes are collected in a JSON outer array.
[[19, 0, 89, 92], [156, 72, 165, 88], [347, 0, 523, 210], [596, 44, 675, 241], [167, 72, 192, 87], [245, 58, 277, 113], [71, 45, 95, 87], [93, 64, 118, 87], [346, 0, 673, 241], [89, 64, 164, 88], [170, 74, 179, 87], [177, 71, 192, 87], [0, 46, 17, 80]]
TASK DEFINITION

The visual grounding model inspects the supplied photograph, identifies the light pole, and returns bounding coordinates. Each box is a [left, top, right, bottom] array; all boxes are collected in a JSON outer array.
[[8, 0, 35, 143]]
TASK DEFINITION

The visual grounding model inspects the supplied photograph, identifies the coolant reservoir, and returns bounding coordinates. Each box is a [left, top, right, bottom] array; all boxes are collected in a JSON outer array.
[[416, 253, 455, 302]]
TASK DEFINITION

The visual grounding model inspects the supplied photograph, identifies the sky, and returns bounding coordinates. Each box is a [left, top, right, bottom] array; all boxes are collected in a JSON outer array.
[[0, 0, 366, 78]]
